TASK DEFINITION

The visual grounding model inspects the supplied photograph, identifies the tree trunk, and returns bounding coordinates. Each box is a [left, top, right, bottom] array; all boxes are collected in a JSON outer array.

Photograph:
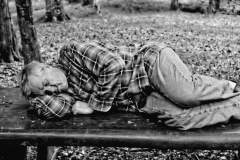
[[215, 0, 220, 10], [82, 0, 93, 6], [43, 0, 70, 22], [68, 0, 81, 3], [208, 0, 221, 13], [15, 0, 41, 64], [0, 0, 21, 63], [170, 0, 179, 10]]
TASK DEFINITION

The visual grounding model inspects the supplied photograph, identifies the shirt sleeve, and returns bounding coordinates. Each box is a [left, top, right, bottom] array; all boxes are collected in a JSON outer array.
[[79, 42, 125, 112], [29, 93, 75, 119]]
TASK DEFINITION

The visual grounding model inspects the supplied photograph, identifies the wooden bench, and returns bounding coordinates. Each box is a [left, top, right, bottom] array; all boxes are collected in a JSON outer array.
[[1, 88, 240, 160]]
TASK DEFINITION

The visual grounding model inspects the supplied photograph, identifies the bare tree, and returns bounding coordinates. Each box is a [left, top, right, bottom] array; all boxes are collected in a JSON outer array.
[[43, 0, 70, 22], [170, 0, 179, 10], [208, 0, 221, 13], [215, 0, 220, 10], [15, 0, 41, 64], [0, 0, 21, 63]]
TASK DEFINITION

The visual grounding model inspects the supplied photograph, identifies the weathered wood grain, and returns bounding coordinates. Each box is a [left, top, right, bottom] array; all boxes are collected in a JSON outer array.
[[1, 88, 240, 149]]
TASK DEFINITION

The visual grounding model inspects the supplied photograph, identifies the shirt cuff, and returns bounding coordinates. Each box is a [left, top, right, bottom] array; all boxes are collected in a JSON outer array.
[[88, 95, 112, 112]]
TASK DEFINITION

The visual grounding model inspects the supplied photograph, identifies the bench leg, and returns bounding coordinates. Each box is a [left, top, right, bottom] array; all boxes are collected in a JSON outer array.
[[37, 145, 59, 160], [0, 145, 27, 160], [237, 150, 240, 160]]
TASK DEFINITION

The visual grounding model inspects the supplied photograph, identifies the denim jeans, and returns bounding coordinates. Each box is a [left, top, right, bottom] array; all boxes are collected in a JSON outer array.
[[140, 47, 240, 130]]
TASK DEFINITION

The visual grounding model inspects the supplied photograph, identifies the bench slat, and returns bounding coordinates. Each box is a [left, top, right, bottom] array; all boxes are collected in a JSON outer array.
[[0, 129, 240, 149], [1, 88, 240, 149]]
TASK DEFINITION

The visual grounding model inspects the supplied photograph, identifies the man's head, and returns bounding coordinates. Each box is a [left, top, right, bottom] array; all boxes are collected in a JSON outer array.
[[19, 61, 68, 98]]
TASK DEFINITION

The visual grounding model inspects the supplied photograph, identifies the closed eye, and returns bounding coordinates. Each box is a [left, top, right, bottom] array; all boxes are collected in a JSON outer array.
[[41, 67, 45, 71]]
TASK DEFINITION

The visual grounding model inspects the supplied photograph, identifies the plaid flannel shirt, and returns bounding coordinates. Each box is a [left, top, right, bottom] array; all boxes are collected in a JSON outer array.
[[29, 41, 168, 119], [29, 93, 74, 119]]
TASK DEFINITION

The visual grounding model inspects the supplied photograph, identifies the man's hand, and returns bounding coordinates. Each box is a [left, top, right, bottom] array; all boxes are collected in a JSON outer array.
[[234, 84, 240, 93], [72, 101, 94, 115], [43, 85, 58, 94]]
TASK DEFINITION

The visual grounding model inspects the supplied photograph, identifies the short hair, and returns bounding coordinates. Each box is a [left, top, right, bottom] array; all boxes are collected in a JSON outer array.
[[18, 61, 40, 99]]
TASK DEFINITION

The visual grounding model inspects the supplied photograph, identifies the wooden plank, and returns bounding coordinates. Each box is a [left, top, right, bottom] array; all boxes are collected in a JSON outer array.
[[1, 129, 240, 149], [1, 88, 240, 149]]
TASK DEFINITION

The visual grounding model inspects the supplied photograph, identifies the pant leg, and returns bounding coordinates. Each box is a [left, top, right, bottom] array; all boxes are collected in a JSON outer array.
[[164, 94, 240, 130], [141, 92, 240, 130], [150, 47, 240, 108]]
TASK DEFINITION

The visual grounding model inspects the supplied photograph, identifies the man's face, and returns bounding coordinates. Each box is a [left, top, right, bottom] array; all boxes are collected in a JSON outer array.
[[28, 62, 68, 95]]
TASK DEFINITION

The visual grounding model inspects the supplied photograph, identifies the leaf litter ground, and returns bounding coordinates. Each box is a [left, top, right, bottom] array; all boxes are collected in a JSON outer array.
[[1, 8, 240, 160]]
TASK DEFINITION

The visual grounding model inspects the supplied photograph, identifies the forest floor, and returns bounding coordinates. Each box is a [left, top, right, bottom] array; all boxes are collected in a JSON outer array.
[[2, 1, 240, 160]]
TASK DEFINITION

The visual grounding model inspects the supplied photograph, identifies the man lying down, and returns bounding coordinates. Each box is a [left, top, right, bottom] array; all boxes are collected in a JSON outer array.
[[19, 41, 240, 130]]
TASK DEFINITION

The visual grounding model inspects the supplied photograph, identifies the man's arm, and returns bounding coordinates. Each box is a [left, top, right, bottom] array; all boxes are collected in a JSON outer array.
[[80, 43, 125, 112], [59, 42, 125, 112], [29, 93, 75, 119]]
